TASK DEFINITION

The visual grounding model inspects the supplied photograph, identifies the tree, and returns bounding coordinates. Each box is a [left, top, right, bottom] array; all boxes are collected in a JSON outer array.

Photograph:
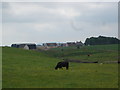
[[84, 36, 120, 45]]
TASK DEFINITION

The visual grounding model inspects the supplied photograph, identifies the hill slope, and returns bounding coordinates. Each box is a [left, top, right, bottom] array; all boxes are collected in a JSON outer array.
[[2, 47, 59, 88], [2, 45, 118, 88], [43, 44, 119, 63]]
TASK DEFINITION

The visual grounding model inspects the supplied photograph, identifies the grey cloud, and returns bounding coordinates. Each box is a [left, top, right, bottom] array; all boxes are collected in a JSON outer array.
[[2, 3, 71, 23], [2, 2, 118, 45]]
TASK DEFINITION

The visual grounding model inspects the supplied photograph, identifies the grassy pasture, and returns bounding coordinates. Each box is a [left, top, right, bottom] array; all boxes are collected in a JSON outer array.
[[2, 44, 119, 88], [43, 44, 119, 63]]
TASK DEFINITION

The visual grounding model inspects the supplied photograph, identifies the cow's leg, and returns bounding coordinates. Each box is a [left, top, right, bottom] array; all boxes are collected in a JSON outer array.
[[59, 67, 63, 70], [66, 66, 68, 70], [66, 65, 69, 70], [66, 62, 69, 70]]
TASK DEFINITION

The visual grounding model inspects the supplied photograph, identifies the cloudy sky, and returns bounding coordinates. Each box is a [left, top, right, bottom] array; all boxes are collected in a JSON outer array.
[[2, 1, 118, 46]]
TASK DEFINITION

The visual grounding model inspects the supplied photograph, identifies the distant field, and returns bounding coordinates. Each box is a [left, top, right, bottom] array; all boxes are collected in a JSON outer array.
[[43, 44, 119, 63], [2, 44, 119, 88]]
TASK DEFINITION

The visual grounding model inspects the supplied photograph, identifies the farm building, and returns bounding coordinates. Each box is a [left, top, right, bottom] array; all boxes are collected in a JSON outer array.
[[11, 43, 36, 50], [43, 43, 59, 48], [76, 41, 84, 46], [67, 41, 84, 47], [59, 43, 68, 47], [67, 42, 76, 46]]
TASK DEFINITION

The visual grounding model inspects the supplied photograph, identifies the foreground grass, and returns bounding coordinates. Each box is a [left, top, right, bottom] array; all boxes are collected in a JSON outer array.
[[2, 45, 118, 88]]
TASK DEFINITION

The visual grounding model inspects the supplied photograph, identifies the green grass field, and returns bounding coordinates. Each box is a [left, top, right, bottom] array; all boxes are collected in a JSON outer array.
[[2, 44, 119, 88]]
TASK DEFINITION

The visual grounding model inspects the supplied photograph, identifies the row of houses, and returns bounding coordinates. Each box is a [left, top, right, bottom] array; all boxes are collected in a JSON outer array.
[[42, 43, 68, 48], [43, 41, 84, 47], [11, 43, 36, 50], [11, 41, 84, 50]]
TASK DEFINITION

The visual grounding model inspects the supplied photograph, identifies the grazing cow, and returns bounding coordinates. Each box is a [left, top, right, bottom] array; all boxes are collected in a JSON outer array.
[[55, 61, 69, 70]]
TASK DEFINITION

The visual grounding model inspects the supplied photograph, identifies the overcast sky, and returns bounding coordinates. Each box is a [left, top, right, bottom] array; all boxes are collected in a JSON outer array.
[[2, 1, 118, 46]]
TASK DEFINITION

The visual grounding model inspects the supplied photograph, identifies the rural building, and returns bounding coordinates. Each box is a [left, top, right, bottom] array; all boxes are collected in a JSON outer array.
[[43, 43, 58, 48], [11, 43, 36, 50], [76, 41, 84, 46], [67, 41, 84, 47], [59, 43, 68, 47], [67, 42, 76, 46]]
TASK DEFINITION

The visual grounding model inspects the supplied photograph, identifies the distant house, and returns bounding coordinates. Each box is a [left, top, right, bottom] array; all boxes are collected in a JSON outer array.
[[66, 41, 84, 47], [76, 41, 84, 46], [43, 43, 58, 48], [67, 42, 76, 46], [11, 43, 36, 50], [59, 43, 68, 47]]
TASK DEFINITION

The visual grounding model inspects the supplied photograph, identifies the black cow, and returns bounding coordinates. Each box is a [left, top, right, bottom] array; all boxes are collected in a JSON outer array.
[[55, 61, 69, 70]]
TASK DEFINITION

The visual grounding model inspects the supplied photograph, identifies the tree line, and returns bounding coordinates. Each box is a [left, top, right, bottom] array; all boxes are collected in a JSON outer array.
[[84, 36, 120, 45]]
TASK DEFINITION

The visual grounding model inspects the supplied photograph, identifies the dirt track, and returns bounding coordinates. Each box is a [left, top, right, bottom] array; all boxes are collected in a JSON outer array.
[[64, 59, 98, 63], [64, 59, 120, 64]]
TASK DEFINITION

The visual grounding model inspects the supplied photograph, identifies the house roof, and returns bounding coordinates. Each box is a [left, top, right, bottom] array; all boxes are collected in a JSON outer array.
[[67, 42, 76, 44], [12, 43, 36, 45], [46, 43, 57, 46], [11, 43, 36, 49]]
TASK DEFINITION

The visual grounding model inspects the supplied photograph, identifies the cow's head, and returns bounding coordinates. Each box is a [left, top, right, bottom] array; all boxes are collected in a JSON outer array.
[[55, 66, 58, 70]]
